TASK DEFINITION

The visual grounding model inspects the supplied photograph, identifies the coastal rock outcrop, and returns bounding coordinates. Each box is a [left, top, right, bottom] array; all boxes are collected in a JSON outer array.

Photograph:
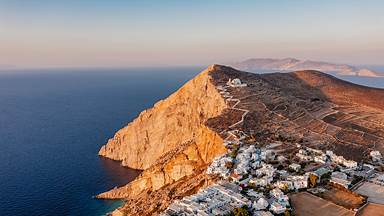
[[98, 65, 228, 170], [97, 65, 233, 210]]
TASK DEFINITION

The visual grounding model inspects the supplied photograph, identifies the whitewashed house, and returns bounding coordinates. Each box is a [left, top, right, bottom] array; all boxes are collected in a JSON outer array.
[[314, 155, 327, 163], [253, 197, 269, 210], [370, 151, 383, 162], [287, 175, 308, 190], [227, 78, 247, 88], [343, 160, 358, 169], [270, 188, 284, 199], [269, 201, 286, 214], [330, 171, 351, 188], [289, 163, 301, 172]]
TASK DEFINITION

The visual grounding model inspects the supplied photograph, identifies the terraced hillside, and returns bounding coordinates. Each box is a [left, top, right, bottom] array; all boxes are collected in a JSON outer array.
[[208, 66, 384, 161]]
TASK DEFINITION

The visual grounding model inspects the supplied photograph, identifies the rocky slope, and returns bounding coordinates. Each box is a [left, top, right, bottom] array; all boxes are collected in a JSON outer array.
[[97, 65, 234, 213], [98, 65, 228, 170], [98, 65, 384, 215], [233, 58, 384, 77]]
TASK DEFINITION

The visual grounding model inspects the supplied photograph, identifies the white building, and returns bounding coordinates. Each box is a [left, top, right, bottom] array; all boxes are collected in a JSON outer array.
[[370, 151, 383, 162], [227, 78, 247, 88], [270, 188, 284, 199], [306, 147, 323, 155], [253, 197, 269, 210], [269, 201, 286, 214], [314, 155, 327, 164], [247, 190, 263, 199], [330, 172, 351, 188], [343, 160, 358, 169], [207, 155, 233, 178], [255, 164, 276, 177], [326, 150, 334, 157], [250, 176, 273, 187], [287, 175, 308, 190], [296, 152, 312, 161], [289, 163, 301, 172]]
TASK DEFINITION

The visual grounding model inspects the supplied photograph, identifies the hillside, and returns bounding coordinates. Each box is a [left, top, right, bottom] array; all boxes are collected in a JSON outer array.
[[98, 65, 384, 215]]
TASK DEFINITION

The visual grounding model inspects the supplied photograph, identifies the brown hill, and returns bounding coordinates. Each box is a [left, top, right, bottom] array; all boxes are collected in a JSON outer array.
[[98, 65, 384, 215]]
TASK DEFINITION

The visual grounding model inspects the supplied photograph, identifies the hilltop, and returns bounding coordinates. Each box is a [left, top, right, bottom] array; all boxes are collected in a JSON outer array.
[[98, 65, 384, 215]]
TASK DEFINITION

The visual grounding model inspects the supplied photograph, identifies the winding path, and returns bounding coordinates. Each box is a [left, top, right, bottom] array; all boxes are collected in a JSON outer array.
[[216, 84, 250, 142]]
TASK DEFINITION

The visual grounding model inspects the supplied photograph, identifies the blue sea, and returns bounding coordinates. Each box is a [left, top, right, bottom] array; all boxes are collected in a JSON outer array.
[[0, 67, 201, 216], [0, 66, 382, 216], [334, 66, 384, 89]]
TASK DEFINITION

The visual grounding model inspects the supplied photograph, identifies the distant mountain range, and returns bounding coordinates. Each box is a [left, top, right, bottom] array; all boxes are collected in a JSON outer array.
[[232, 58, 384, 77]]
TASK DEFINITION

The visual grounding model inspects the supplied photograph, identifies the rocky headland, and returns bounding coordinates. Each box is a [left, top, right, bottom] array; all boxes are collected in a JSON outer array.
[[97, 65, 384, 215]]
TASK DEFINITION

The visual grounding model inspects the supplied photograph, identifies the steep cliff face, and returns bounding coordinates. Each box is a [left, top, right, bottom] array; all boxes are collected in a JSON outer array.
[[97, 65, 230, 216], [98, 65, 228, 170], [97, 127, 222, 200]]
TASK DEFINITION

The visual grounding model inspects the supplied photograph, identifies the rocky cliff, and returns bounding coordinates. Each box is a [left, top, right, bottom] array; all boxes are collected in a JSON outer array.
[[99, 65, 228, 170], [97, 65, 232, 214]]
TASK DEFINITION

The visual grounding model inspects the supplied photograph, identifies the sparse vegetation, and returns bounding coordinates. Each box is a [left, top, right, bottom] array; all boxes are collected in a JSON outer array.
[[309, 174, 318, 188], [232, 205, 250, 216]]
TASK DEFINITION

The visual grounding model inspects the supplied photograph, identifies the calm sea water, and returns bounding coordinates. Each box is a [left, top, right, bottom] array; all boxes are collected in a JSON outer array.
[[333, 65, 384, 88], [0, 66, 382, 216], [0, 67, 201, 216]]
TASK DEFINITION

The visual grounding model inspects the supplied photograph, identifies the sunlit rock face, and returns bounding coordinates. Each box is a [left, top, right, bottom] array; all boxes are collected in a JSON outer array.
[[98, 64, 228, 170]]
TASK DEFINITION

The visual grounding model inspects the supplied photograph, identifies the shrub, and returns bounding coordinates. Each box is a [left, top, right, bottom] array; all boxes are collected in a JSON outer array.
[[232, 206, 250, 216], [309, 174, 318, 188]]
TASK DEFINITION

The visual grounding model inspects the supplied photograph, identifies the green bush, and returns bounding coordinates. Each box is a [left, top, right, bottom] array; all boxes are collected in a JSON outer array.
[[232, 206, 250, 216]]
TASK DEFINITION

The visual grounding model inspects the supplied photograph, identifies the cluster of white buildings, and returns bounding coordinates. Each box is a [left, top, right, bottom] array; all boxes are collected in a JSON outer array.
[[234, 145, 263, 175], [205, 144, 312, 215], [295, 147, 358, 188], [206, 154, 233, 178], [167, 107, 384, 216], [296, 147, 358, 169], [244, 188, 289, 215], [161, 184, 250, 216], [294, 147, 381, 189], [325, 150, 358, 169]]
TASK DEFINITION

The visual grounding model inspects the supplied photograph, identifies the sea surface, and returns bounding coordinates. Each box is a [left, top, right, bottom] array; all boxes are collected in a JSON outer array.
[[0, 67, 201, 216], [334, 65, 384, 88], [0, 66, 382, 216]]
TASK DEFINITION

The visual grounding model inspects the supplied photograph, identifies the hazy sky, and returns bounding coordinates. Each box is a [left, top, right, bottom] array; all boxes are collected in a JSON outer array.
[[1, 0, 383, 68]]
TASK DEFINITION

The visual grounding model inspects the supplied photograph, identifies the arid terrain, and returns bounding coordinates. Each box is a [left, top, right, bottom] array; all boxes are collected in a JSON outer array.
[[357, 203, 384, 216], [207, 65, 384, 161], [290, 192, 355, 216], [98, 65, 384, 215]]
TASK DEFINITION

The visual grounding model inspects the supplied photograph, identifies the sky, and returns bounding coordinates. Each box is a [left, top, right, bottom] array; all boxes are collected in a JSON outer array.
[[0, 0, 383, 68]]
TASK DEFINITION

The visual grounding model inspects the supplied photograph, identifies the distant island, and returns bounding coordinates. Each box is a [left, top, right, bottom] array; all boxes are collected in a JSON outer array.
[[232, 58, 384, 77], [98, 65, 384, 216]]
